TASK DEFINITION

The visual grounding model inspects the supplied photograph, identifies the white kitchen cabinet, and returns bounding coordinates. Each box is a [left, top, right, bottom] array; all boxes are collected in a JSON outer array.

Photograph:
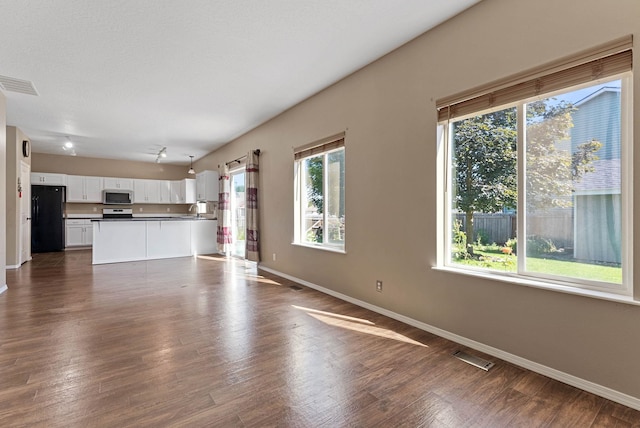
[[67, 175, 102, 202], [170, 180, 182, 203], [158, 180, 172, 204], [66, 219, 93, 247], [31, 172, 67, 186], [184, 179, 196, 203], [103, 177, 134, 190], [196, 170, 218, 201], [170, 179, 195, 204], [92, 221, 147, 264], [191, 220, 218, 255], [133, 179, 161, 203], [147, 221, 192, 259]]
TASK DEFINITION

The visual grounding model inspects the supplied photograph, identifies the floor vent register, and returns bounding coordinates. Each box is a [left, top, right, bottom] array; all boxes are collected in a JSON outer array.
[[453, 350, 495, 371]]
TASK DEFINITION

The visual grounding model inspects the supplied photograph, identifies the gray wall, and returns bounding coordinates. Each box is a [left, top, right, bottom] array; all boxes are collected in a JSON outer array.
[[195, 0, 640, 400]]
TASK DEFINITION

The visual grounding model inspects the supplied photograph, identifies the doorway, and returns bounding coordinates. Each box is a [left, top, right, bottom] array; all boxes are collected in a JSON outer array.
[[19, 161, 31, 265], [230, 168, 246, 259]]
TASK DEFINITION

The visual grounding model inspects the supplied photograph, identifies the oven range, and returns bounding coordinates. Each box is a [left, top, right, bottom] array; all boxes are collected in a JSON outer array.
[[102, 208, 133, 219]]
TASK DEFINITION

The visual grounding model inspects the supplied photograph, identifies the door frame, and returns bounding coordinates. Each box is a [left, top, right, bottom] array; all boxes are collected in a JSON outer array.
[[19, 161, 32, 265]]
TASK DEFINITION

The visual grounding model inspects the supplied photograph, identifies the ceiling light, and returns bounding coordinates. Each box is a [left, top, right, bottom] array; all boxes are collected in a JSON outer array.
[[64, 136, 73, 149], [188, 156, 195, 174]]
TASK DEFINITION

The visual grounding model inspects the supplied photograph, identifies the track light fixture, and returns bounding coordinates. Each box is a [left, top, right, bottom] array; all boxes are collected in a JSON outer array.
[[156, 146, 167, 163]]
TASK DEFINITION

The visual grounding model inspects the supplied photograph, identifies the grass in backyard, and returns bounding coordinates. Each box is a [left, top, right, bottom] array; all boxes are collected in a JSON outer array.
[[452, 248, 622, 284], [525, 257, 622, 284]]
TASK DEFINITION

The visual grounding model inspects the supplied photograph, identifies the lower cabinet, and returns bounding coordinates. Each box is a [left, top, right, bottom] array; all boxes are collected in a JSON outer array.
[[92, 219, 218, 264], [147, 221, 191, 259], [191, 220, 218, 255], [66, 219, 93, 247]]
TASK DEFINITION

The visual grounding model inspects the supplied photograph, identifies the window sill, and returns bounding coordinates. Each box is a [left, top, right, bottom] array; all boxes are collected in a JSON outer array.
[[292, 242, 346, 254], [432, 265, 639, 306]]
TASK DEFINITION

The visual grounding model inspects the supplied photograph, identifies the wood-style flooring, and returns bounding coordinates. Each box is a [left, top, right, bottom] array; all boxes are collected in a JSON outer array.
[[2, 250, 639, 427]]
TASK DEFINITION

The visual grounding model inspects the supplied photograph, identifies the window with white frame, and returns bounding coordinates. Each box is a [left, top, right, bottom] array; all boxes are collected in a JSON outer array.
[[294, 136, 345, 251], [437, 37, 633, 296]]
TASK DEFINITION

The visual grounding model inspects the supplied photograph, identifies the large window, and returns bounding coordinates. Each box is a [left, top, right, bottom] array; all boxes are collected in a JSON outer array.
[[437, 39, 632, 296], [294, 137, 345, 251]]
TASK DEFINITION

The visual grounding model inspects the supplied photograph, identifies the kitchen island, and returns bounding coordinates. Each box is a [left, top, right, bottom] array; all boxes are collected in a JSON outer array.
[[92, 217, 218, 264]]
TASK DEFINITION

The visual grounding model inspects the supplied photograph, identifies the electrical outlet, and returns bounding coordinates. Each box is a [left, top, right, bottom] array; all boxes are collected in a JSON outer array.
[[272, 253, 277, 261], [139, 207, 143, 212], [93, 207, 97, 212], [166, 207, 171, 212], [376, 280, 383, 292]]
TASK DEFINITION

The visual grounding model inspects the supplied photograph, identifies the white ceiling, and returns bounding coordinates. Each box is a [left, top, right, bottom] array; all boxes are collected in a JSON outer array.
[[0, 0, 479, 165]]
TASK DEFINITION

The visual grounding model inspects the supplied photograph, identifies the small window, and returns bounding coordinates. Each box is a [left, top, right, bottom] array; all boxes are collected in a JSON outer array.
[[437, 39, 632, 296], [294, 137, 345, 251]]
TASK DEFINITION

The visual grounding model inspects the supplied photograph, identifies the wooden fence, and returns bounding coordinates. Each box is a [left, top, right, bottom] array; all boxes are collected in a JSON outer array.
[[455, 210, 573, 248]]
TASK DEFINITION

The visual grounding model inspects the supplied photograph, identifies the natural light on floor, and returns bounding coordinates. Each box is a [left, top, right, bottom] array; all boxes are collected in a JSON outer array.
[[196, 255, 229, 262], [241, 273, 282, 286], [293, 305, 428, 347]]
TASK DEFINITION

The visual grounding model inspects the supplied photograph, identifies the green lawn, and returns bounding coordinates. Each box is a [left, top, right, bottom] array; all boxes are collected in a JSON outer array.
[[452, 248, 622, 284]]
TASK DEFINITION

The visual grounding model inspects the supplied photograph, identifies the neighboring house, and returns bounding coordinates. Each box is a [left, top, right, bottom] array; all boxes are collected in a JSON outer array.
[[571, 87, 622, 264]]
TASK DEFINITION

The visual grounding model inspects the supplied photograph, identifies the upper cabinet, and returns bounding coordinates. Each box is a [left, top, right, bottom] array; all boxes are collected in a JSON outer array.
[[32, 172, 196, 205], [67, 175, 102, 202], [170, 179, 195, 204], [103, 177, 134, 190], [184, 179, 196, 204], [31, 172, 67, 186], [158, 180, 171, 204], [133, 179, 161, 204], [196, 170, 219, 201]]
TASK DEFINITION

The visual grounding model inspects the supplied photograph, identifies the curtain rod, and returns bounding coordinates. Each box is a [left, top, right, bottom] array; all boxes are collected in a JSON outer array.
[[225, 149, 260, 166]]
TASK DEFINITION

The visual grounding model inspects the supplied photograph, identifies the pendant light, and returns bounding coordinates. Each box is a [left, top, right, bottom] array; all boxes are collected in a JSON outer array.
[[188, 156, 195, 174]]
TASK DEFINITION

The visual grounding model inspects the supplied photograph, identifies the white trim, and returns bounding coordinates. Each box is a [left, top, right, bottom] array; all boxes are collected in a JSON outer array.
[[433, 266, 637, 305], [291, 242, 346, 254], [5, 264, 21, 270], [258, 265, 640, 412], [440, 74, 633, 297], [0, 284, 7, 294]]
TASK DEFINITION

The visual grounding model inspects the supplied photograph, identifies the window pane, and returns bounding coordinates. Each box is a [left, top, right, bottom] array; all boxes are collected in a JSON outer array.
[[302, 156, 324, 244], [449, 107, 517, 271], [525, 81, 622, 284], [326, 149, 345, 246]]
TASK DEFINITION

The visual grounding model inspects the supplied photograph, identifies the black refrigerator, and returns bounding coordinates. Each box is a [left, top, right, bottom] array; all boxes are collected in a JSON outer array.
[[32, 185, 66, 253]]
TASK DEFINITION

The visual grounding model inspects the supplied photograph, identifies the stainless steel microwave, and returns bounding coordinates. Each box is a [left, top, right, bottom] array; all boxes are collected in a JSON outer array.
[[103, 189, 133, 205]]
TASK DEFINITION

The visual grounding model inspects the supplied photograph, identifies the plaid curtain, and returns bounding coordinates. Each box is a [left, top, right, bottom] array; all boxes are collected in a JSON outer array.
[[245, 150, 260, 261], [217, 163, 232, 254]]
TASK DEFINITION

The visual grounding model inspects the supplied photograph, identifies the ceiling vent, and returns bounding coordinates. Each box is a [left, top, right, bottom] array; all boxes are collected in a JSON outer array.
[[0, 75, 39, 96]]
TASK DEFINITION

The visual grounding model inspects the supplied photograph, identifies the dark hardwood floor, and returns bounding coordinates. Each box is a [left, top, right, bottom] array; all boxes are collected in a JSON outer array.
[[2, 250, 639, 427]]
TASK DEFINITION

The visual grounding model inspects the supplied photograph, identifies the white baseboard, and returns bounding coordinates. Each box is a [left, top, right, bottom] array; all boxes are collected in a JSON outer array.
[[5, 257, 32, 269], [0, 284, 7, 294], [258, 265, 640, 411]]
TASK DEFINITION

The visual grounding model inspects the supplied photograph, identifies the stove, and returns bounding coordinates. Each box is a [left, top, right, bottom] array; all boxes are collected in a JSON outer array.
[[102, 208, 133, 219]]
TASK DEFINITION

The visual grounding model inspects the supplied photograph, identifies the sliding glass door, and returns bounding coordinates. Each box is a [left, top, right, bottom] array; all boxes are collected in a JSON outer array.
[[230, 168, 246, 259]]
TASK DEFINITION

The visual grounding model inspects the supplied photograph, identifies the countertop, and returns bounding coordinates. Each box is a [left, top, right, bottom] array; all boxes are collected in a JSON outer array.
[[91, 217, 216, 222]]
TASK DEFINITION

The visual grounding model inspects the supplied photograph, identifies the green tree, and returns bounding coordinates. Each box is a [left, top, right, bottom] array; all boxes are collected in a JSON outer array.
[[306, 156, 324, 214], [452, 100, 601, 249], [452, 107, 517, 246], [525, 101, 602, 210]]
